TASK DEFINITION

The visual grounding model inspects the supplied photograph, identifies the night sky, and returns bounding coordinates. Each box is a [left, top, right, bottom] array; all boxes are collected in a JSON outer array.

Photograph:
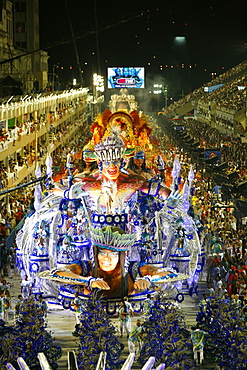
[[39, 0, 247, 101]]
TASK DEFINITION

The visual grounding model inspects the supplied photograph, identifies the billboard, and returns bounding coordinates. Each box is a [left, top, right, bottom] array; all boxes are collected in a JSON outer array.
[[204, 83, 224, 93], [204, 149, 221, 163], [107, 67, 145, 89], [173, 125, 185, 131]]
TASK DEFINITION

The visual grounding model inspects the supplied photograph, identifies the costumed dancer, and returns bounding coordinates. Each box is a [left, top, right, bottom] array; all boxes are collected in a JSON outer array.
[[3, 290, 11, 322], [127, 151, 156, 180], [118, 300, 131, 338], [123, 296, 134, 332], [36, 294, 48, 321], [14, 294, 23, 322], [142, 293, 154, 320], [73, 292, 84, 325], [191, 324, 207, 365], [0, 292, 4, 321], [128, 319, 144, 355], [21, 275, 32, 299], [73, 142, 98, 177], [39, 225, 188, 299]]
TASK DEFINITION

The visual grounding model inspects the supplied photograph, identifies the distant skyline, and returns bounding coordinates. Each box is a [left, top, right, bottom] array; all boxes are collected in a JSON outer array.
[[39, 0, 247, 100]]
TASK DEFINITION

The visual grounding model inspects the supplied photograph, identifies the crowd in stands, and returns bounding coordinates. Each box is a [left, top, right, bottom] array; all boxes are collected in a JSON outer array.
[[199, 74, 247, 107], [215, 116, 234, 133], [0, 114, 88, 190], [0, 163, 8, 189], [184, 118, 247, 173], [0, 100, 84, 152], [165, 60, 247, 114], [185, 119, 226, 147], [158, 106, 247, 325], [0, 119, 45, 151], [0, 117, 90, 275], [217, 85, 247, 111]]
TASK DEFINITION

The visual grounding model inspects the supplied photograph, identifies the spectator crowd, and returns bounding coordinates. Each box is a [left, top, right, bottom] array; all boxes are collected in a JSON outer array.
[[165, 60, 247, 115]]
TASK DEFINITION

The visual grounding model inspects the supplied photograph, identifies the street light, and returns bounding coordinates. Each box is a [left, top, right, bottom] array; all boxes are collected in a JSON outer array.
[[153, 84, 162, 94], [174, 36, 186, 46], [153, 84, 162, 111], [93, 73, 104, 93], [93, 73, 104, 114], [153, 84, 168, 110], [164, 86, 168, 108]]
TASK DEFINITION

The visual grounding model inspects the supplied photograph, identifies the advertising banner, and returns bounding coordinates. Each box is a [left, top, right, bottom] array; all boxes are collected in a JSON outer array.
[[107, 67, 145, 89]]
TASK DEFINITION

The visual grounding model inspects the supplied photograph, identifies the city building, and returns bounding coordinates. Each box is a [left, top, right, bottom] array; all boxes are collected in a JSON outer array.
[[0, 0, 49, 96]]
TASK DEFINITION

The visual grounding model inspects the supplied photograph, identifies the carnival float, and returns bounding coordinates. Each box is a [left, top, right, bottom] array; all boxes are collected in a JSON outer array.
[[15, 92, 203, 313]]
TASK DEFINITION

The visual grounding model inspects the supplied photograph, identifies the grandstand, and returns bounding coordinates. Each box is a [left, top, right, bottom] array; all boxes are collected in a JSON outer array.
[[160, 60, 247, 142], [162, 61, 247, 120]]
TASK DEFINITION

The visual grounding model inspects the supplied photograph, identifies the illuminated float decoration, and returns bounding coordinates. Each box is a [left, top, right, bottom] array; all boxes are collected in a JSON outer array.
[[16, 96, 201, 311]]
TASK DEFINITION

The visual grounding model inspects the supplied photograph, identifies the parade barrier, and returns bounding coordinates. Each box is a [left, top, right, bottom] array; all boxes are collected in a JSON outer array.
[[68, 351, 79, 370], [95, 351, 107, 370], [7, 352, 167, 370], [120, 353, 135, 370]]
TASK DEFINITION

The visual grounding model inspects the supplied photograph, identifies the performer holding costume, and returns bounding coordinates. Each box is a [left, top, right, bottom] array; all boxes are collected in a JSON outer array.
[[68, 129, 180, 212], [127, 151, 156, 180], [73, 142, 98, 177], [40, 226, 185, 299], [128, 319, 144, 355], [191, 324, 207, 365]]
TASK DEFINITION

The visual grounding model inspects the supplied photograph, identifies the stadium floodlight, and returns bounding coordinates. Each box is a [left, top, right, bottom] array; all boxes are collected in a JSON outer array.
[[175, 36, 186, 45]]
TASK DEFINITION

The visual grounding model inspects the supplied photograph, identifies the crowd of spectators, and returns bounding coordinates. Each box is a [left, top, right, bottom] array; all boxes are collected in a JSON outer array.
[[185, 118, 227, 148], [0, 100, 84, 153], [158, 107, 247, 318], [199, 74, 247, 107], [217, 85, 247, 111], [215, 116, 234, 134], [183, 118, 247, 174], [165, 60, 247, 114], [0, 114, 91, 276], [0, 114, 88, 190]]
